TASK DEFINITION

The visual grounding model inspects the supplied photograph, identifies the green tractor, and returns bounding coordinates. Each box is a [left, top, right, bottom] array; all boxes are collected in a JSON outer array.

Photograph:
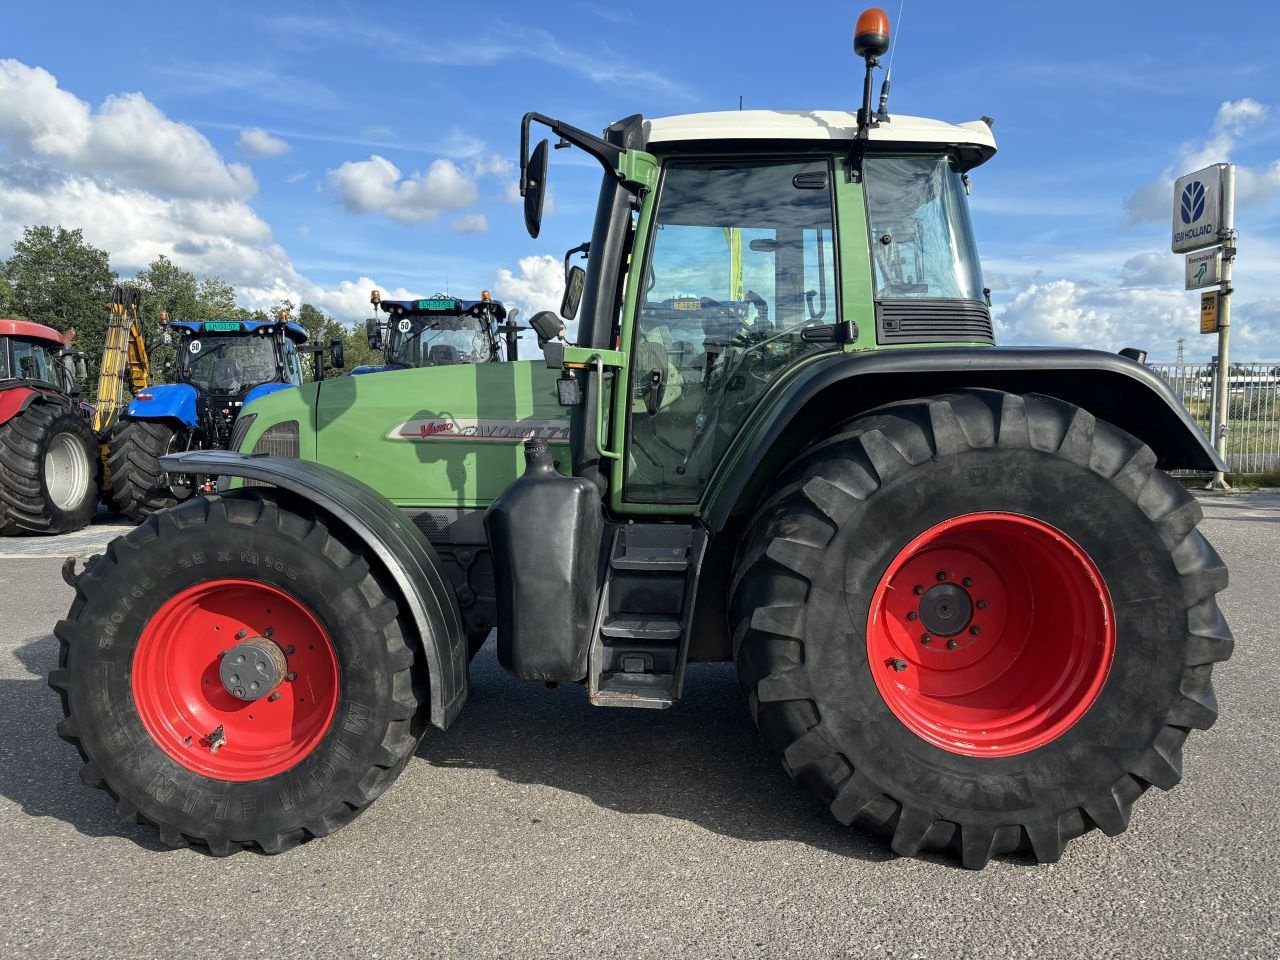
[[53, 9, 1231, 868]]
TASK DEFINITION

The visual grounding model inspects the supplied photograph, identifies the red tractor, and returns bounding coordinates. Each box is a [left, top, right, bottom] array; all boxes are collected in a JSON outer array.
[[0, 319, 98, 535]]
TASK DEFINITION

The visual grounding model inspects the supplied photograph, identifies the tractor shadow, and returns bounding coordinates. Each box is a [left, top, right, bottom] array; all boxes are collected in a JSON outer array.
[[0, 634, 167, 852], [417, 640, 898, 864]]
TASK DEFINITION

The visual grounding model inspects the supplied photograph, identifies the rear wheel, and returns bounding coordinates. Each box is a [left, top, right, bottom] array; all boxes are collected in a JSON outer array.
[[107, 419, 192, 523], [730, 390, 1233, 868], [0, 403, 98, 535], [51, 490, 429, 854]]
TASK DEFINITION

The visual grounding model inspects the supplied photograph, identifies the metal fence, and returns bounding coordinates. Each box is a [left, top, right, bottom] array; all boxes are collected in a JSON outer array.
[[1150, 361, 1280, 474]]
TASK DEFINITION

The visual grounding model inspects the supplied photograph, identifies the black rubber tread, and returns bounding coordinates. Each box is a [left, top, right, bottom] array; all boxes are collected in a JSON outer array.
[[50, 489, 430, 855], [0, 401, 99, 536], [730, 390, 1233, 869], [107, 419, 189, 523]]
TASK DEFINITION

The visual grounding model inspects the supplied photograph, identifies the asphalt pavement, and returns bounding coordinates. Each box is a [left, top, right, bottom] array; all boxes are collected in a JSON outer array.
[[0, 495, 1276, 959]]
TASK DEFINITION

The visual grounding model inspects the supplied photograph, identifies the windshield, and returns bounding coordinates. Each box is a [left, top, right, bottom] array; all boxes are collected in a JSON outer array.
[[389, 316, 494, 367], [863, 155, 984, 301], [182, 335, 280, 394]]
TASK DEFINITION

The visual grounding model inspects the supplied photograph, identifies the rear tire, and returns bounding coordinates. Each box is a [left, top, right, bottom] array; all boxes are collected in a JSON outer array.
[[107, 419, 192, 523], [51, 490, 429, 855], [0, 403, 98, 535], [730, 390, 1233, 868]]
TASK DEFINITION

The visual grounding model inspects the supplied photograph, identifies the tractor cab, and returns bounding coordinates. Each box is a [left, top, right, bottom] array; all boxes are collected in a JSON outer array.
[[357, 291, 518, 374], [0, 319, 84, 398]]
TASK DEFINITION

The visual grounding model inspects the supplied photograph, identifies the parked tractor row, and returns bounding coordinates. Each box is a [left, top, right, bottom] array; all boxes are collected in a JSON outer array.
[[1, 287, 512, 531], [47, 8, 1232, 869]]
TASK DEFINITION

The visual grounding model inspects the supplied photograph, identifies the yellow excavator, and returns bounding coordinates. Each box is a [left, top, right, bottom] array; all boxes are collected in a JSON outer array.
[[92, 286, 151, 495]]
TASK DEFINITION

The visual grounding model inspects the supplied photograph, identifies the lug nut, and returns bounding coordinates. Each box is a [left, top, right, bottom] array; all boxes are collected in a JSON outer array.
[[287, 672, 297, 682], [970, 625, 982, 636], [268, 692, 281, 702], [921, 633, 932, 645], [962, 577, 973, 587], [236, 629, 247, 640], [913, 585, 924, 595], [947, 639, 958, 650], [936, 571, 947, 581], [906, 612, 918, 621], [264, 627, 274, 638], [976, 599, 988, 609], [890, 659, 908, 672], [285, 645, 295, 655]]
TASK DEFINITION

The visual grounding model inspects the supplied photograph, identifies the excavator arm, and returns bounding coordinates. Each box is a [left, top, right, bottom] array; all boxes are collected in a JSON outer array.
[[92, 286, 150, 435]]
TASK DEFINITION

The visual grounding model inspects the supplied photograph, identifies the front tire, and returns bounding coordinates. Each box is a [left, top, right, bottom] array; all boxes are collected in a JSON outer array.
[[0, 403, 98, 535], [730, 390, 1233, 868], [51, 490, 429, 855], [107, 419, 193, 523]]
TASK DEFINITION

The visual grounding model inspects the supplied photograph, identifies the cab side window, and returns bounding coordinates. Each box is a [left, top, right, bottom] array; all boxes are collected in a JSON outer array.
[[625, 158, 838, 503]]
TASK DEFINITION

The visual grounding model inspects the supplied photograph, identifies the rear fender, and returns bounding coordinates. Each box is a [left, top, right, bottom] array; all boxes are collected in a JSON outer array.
[[161, 450, 469, 729], [126, 382, 197, 427], [702, 347, 1226, 531]]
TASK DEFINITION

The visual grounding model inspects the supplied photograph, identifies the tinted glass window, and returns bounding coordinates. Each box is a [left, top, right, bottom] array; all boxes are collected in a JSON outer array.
[[12, 340, 54, 383], [626, 158, 837, 503], [182, 335, 279, 394], [864, 156, 984, 300]]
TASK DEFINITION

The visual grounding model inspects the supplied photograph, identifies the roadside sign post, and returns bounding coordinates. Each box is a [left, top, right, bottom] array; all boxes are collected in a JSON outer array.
[[1173, 163, 1235, 489]]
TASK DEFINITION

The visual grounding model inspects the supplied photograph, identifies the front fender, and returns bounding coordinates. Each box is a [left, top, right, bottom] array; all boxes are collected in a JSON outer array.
[[243, 382, 295, 407], [702, 347, 1225, 531], [161, 450, 469, 729], [126, 383, 197, 426], [0, 385, 39, 426]]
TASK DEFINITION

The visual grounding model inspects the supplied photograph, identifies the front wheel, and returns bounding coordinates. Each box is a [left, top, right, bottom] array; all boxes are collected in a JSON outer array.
[[730, 390, 1233, 868], [0, 403, 98, 535], [106, 419, 193, 523], [51, 491, 428, 854]]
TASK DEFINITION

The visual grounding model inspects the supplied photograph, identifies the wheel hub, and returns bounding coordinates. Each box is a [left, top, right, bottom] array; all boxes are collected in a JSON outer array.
[[219, 637, 288, 701], [917, 583, 972, 637]]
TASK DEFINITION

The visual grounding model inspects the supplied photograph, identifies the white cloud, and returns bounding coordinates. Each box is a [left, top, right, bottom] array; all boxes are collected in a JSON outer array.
[[238, 127, 290, 158], [451, 213, 488, 234], [327, 155, 477, 223], [1124, 98, 1275, 223], [996, 279, 1192, 353], [0, 60, 255, 199], [492, 254, 566, 326]]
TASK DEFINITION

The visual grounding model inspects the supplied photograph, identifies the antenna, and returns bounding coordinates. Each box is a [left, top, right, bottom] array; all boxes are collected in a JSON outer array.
[[877, 0, 906, 121], [739, 95, 743, 110]]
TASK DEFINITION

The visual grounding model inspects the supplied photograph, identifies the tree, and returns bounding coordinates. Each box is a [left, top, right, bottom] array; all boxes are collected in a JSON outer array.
[[3, 226, 116, 359]]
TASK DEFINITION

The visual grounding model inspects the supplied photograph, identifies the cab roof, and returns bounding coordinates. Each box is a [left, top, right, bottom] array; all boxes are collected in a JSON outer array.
[[169, 320, 309, 342], [643, 110, 997, 171], [0, 318, 65, 346]]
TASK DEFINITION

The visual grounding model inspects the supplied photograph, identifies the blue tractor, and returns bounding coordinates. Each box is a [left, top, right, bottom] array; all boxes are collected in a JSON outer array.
[[107, 316, 335, 522]]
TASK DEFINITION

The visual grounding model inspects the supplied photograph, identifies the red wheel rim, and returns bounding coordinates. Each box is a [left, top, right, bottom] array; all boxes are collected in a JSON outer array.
[[132, 580, 339, 781], [866, 513, 1115, 758]]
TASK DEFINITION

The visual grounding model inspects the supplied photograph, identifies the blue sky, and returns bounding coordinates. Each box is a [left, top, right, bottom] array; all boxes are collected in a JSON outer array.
[[2, 0, 1279, 360]]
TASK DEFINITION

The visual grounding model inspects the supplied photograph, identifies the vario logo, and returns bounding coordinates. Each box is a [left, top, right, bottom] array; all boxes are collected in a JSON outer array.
[[1181, 181, 1206, 225]]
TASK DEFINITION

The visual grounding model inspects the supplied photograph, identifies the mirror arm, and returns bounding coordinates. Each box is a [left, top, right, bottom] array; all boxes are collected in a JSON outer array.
[[521, 112, 624, 192]]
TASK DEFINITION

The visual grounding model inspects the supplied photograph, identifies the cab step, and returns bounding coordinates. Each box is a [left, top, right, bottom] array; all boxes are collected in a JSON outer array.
[[588, 523, 707, 710]]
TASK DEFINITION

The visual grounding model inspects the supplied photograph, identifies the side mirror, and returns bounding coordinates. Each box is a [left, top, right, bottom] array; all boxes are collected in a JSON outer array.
[[560, 265, 586, 321], [365, 318, 382, 351], [329, 337, 345, 370], [523, 138, 549, 240], [529, 310, 564, 345]]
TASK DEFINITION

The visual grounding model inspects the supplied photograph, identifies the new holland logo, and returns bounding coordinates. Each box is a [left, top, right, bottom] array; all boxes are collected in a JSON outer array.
[[389, 417, 571, 442], [1180, 180, 1206, 225]]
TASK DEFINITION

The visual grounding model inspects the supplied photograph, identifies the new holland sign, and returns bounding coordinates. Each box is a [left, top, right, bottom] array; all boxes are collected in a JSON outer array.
[[1172, 165, 1227, 254]]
